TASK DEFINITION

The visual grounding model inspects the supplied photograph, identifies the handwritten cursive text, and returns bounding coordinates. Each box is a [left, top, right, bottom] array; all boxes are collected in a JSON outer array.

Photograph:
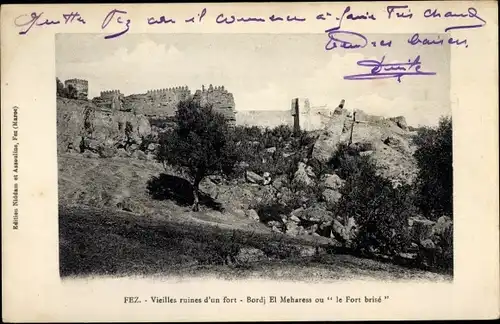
[[343, 55, 437, 83]]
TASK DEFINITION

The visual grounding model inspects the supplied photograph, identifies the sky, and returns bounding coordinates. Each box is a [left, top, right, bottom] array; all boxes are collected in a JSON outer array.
[[56, 33, 451, 127]]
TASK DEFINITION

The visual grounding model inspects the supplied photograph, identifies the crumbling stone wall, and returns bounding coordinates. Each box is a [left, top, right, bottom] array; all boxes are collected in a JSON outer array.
[[64, 78, 88, 100], [193, 84, 236, 123]]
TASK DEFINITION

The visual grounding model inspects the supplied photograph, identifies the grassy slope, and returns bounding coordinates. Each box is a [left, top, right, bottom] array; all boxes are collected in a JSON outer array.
[[58, 153, 451, 281], [59, 206, 451, 282]]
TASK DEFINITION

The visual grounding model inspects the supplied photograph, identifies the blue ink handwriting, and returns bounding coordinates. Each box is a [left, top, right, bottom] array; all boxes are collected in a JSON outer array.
[[62, 12, 86, 24], [325, 29, 392, 50], [343, 55, 436, 83], [148, 16, 176, 24], [14, 11, 84, 35], [215, 13, 306, 24], [387, 5, 413, 19], [423, 7, 486, 32], [326, 6, 376, 32], [185, 8, 207, 23], [101, 9, 131, 39], [408, 33, 468, 48], [14, 12, 59, 35]]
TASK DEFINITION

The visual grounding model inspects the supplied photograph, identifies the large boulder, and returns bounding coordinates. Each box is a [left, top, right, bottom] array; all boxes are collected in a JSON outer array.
[[199, 178, 219, 201], [217, 184, 256, 210], [293, 205, 334, 224], [409, 217, 436, 243], [311, 112, 347, 162], [331, 218, 358, 244], [388, 116, 408, 130]]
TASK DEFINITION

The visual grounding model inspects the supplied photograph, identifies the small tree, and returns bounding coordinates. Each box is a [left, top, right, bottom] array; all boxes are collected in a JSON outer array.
[[56, 78, 66, 97], [412, 116, 453, 219], [156, 99, 237, 211]]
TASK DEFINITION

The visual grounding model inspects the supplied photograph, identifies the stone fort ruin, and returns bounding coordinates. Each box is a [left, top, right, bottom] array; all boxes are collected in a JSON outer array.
[[60, 78, 393, 132], [75, 80, 237, 122], [64, 78, 89, 100]]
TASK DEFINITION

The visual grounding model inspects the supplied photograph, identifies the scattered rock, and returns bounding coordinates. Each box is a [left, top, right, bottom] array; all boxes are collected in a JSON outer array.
[[265, 147, 277, 154], [267, 220, 282, 228], [115, 148, 130, 158], [297, 246, 316, 257], [305, 224, 319, 235], [246, 170, 264, 184], [409, 217, 435, 242], [322, 189, 342, 205], [322, 174, 344, 191], [272, 175, 288, 191], [432, 216, 453, 237], [245, 209, 260, 222], [235, 247, 266, 263], [360, 150, 374, 157], [287, 223, 307, 236], [263, 172, 272, 185], [305, 165, 316, 178], [147, 143, 159, 152], [303, 205, 334, 223], [271, 226, 282, 233], [292, 162, 314, 187], [254, 185, 277, 206], [277, 187, 294, 206], [399, 252, 417, 260], [420, 239, 436, 250], [132, 150, 147, 160]]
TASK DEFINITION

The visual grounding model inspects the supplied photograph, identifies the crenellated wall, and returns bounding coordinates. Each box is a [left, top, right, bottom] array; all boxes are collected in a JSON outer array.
[[75, 80, 236, 120], [100, 90, 122, 100], [193, 84, 236, 123]]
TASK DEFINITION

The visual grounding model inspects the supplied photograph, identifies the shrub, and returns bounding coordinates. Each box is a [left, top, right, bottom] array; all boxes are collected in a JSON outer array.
[[332, 144, 414, 256], [412, 116, 453, 220], [230, 125, 315, 181]]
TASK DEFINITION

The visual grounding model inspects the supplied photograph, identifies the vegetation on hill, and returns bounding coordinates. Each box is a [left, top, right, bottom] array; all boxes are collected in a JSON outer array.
[[58, 95, 453, 277], [155, 99, 238, 211], [56, 77, 78, 99], [412, 117, 453, 220]]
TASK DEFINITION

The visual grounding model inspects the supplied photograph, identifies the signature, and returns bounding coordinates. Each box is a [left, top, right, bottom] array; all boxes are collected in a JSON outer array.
[[343, 55, 436, 83]]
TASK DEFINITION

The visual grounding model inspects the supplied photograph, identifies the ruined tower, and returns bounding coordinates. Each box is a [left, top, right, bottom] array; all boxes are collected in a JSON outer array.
[[64, 79, 88, 100]]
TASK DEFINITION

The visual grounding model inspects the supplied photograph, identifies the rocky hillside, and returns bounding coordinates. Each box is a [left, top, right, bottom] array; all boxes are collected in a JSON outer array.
[[57, 97, 154, 159], [57, 98, 452, 274]]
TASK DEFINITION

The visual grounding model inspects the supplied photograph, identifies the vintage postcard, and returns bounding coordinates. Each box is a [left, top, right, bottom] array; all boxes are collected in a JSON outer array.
[[1, 1, 499, 322]]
